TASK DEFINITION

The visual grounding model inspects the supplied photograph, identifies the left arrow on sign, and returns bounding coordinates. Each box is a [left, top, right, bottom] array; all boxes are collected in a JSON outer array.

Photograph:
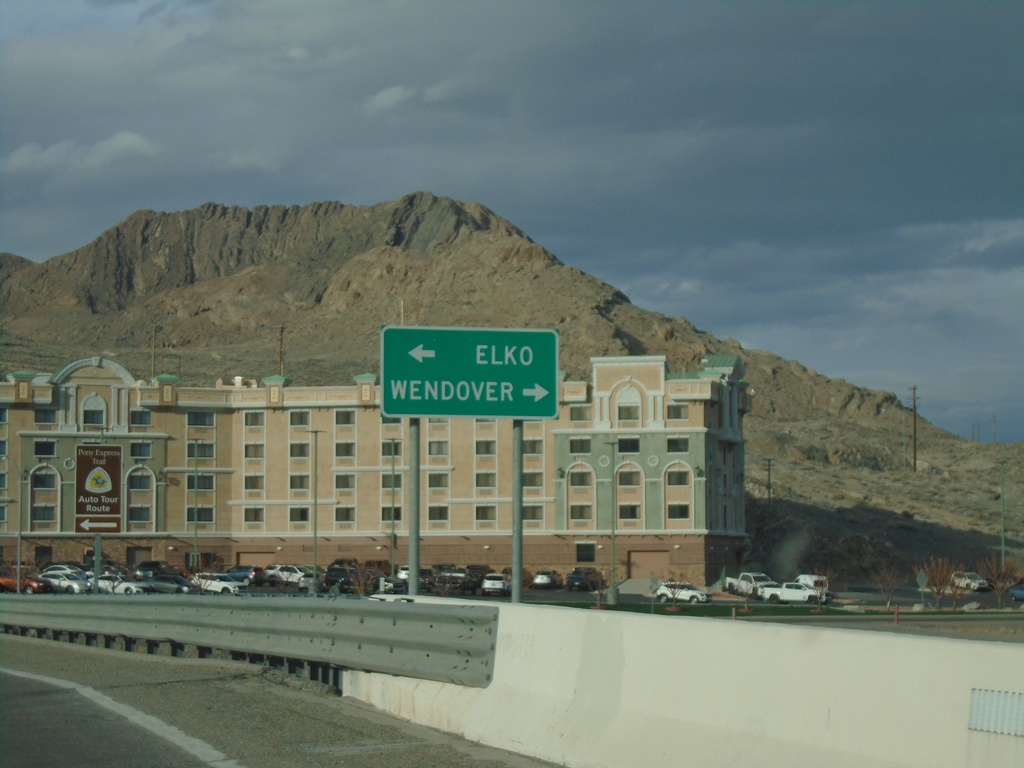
[[409, 344, 436, 363], [80, 519, 118, 531]]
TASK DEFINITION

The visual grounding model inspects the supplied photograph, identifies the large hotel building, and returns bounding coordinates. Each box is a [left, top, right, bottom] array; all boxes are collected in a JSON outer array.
[[0, 352, 751, 586]]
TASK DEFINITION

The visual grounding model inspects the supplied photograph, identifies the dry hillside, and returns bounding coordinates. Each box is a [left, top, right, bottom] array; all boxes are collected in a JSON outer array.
[[1, 192, 1020, 581]]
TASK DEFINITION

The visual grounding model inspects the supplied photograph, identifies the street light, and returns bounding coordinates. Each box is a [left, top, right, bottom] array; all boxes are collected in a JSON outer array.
[[309, 429, 323, 594], [388, 438, 398, 577], [605, 439, 618, 606]]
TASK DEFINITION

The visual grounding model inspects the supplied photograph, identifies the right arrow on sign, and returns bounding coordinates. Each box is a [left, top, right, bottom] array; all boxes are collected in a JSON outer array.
[[409, 344, 436, 362], [522, 384, 549, 401]]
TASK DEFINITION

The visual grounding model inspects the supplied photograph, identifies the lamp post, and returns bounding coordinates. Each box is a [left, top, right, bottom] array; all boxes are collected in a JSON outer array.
[[606, 439, 618, 606], [309, 429, 323, 594], [388, 438, 398, 577], [1000, 463, 1006, 569]]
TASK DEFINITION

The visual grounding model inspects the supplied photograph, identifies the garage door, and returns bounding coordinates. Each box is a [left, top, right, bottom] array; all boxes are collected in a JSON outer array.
[[628, 550, 670, 580]]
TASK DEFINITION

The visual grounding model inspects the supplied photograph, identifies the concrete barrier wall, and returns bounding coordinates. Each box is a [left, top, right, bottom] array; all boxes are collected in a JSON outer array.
[[344, 602, 1024, 768]]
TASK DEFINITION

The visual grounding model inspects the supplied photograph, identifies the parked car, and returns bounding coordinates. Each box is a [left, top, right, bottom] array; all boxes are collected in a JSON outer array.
[[133, 560, 178, 579], [264, 564, 307, 586], [43, 572, 90, 593], [761, 582, 829, 604], [653, 581, 711, 604], [224, 564, 266, 586], [192, 573, 244, 595], [324, 565, 378, 594], [94, 574, 155, 594], [480, 572, 510, 597], [0, 572, 54, 594], [462, 564, 492, 594], [1009, 581, 1024, 602], [144, 574, 199, 594], [41, 563, 89, 578], [952, 572, 990, 592], [566, 567, 605, 592], [531, 570, 563, 589], [434, 568, 472, 593]]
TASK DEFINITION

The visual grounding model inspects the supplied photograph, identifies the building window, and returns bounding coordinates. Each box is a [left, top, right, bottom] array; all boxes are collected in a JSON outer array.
[[667, 437, 690, 453], [289, 474, 310, 490], [289, 411, 310, 427], [381, 415, 401, 425], [187, 442, 214, 459], [618, 470, 641, 487], [475, 472, 496, 489], [0, 440, 6, 457], [569, 437, 591, 454], [475, 440, 496, 456], [83, 408, 105, 426], [667, 470, 690, 486], [569, 405, 591, 422], [244, 411, 265, 427], [382, 506, 402, 523], [187, 473, 215, 491], [428, 440, 448, 457], [382, 440, 402, 458], [576, 543, 596, 562], [128, 473, 151, 491], [617, 404, 640, 421], [619, 504, 641, 520], [522, 472, 544, 488], [618, 437, 640, 454], [244, 476, 264, 490], [186, 507, 214, 524], [35, 408, 57, 425], [335, 409, 355, 426], [130, 442, 152, 459], [667, 504, 691, 520], [381, 473, 402, 490], [335, 474, 355, 490], [0, 407, 7, 423], [289, 442, 310, 458], [523, 505, 543, 521], [32, 505, 56, 523], [0, 473, 6, 490], [335, 506, 355, 524], [130, 410, 152, 426], [475, 505, 497, 522], [32, 473, 56, 490], [335, 442, 355, 458], [569, 471, 592, 487], [290, 507, 310, 524], [34, 440, 56, 457], [0, 505, 6, 523], [428, 505, 449, 522], [244, 507, 264, 523], [523, 439, 543, 455], [187, 411, 214, 427], [128, 506, 151, 523], [244, 444, 264, 459], [428, 473, 449, 489], [570, 504, 592, 520], [667, 403, 690, 420]]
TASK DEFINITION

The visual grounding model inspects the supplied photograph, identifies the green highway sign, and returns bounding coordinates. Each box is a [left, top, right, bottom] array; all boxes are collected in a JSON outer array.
[[381, 326, 559, 419]]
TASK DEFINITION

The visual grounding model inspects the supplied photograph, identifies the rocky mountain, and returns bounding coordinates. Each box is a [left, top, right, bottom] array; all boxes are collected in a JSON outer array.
[[1, 192, 1020, 581]]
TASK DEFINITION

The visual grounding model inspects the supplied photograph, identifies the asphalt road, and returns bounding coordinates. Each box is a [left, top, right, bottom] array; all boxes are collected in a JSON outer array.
[[0, 634, 558, 768]]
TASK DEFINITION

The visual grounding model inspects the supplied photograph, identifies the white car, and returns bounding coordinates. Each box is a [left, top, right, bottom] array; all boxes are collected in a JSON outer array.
[[43, 572, 90, 593], [264, 564, 306, 586], [192, 573, 244, 595], [481, 573, 509, 597], [41, 564, 89, 579], [653, 581, 711, 604], [94, 574, 153, 594], [952, 572, 990, 592], [531, 570, 563, 589]]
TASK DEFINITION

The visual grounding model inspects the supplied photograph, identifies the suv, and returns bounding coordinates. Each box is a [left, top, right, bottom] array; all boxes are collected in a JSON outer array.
[[324, 565, 379, 595], [225, 564, 266, 586], [566, 567, 605, 591], [264, 564, 307, 586], [133, 560, 177, 579]]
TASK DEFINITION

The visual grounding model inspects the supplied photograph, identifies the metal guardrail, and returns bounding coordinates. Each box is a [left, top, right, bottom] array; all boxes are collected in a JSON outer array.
[[0, 594, 498, 688]]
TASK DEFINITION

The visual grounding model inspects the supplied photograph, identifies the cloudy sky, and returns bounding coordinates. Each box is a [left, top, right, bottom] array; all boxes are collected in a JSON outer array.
[[1, 1, 1021, 442]]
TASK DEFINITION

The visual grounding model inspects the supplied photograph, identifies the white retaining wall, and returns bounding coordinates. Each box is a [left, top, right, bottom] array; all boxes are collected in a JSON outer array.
[[344, 602, 1024, 768]]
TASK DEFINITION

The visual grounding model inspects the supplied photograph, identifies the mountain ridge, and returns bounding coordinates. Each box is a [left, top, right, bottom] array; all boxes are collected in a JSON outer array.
[[1, 192, 1019, 579]]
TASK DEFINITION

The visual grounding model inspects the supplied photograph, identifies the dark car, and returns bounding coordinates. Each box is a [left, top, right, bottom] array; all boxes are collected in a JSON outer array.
[[566, 567, 605, 591], [324, 565, 379, 595], [462, 564, 492, 595], [133, 560, 178, 579], [225, 564, 266, 586], [145, 574, 198, 594]]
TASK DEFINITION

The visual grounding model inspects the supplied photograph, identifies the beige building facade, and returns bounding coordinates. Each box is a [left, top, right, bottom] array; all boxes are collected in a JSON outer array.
[[0, 353, 751, 586]]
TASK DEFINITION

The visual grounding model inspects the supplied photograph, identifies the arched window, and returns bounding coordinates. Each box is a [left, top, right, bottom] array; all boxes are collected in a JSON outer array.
[[81, 393, 107, 428]]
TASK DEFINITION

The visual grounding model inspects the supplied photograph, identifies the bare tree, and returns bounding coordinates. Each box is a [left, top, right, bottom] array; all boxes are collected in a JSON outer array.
[[917, 556, 957, 609], [870, 561, 905, 611], [979, 554, 1021, 608]]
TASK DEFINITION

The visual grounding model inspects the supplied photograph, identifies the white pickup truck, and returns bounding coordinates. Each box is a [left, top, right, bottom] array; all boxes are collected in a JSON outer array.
[[724, 572, 777, 599], [761, 581, 829, 604]]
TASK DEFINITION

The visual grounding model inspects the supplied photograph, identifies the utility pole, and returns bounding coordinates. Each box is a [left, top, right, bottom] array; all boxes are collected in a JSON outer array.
[[910, 385, 918, 473]]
